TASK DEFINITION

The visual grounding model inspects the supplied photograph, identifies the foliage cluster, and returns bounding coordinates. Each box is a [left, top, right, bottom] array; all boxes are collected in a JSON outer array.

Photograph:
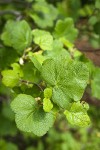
[[0, 0, 100, 149]]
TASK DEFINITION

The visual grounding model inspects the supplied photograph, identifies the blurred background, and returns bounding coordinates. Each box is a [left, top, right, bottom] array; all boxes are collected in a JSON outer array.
[[0, 0, 100, 150]]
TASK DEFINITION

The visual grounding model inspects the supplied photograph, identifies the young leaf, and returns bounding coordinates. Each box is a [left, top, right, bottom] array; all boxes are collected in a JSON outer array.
[[41, 55, 89, 108], [29, 51, 45, 71], [1, 20, 32, 52], [43, 98, 53, 112], [11, 94, 55, 136], [44, 88, 52, 99], [11, 63, 23, 78], [1, 63, 23, 88], [1, 70, 19, 88], [54, 18, 78, 43], [32, 29, 53, 50], [29, 54, 42, 71], [64, 102, 91, 127]]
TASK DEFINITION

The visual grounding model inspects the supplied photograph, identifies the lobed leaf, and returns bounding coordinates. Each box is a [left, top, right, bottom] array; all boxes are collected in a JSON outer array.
[[1, 63, 23, 88], [30, 1, 58, 28], [64, 102, 91, 127], [41, 55, 89, 108], [54, 18, 78, 43], [1, 20, 32, 52], [11, 94, 55, 136], [32, 29, 53, 50]]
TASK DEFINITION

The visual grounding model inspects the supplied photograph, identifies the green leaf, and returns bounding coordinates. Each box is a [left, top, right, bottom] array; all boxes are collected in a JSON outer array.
[[95, 0, 100, 9], [44, 88, 52, 99], [70, 101, 89, 112], [64, 102, 91, 127], [41, 55, 89, 108], [1, 71, 19, 88], [29, 1, 58, 28], [11, 63, 23, 78], [91, 67, 100, 99], [89, 16, 98, 26], [1, 63, 23, 88], [1, 20, 32, 52], [29, 51, 46, 71], [43, 98, 53, 112], [32, 29, 53, 50], [1, 21, 14, 47], [44, 39, 71, 59], [54, 18, 78, 43], [11, 94, 55, 136], [22, 62, 40, 83], [61, 38, 74, 49], [90, 33, 100, 48]]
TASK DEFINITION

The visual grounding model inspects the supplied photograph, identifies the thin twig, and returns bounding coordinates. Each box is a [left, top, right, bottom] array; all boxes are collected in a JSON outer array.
[[77, 48, 100, 52], [0, 10, 20, 16], [0, 0, 32, 9], [20, 79, 43, 92], [0, 0, 29, 5], [32, 46, 39, 52]]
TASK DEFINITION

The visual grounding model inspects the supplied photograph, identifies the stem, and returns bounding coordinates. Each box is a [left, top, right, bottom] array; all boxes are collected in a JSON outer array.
[[0, 10, 20, 16], [79, 48, 100, 52], [0, 0, 32, 10], [32, 46, 39, 52], [0, 0, 30, 5], [20, 79, 43, 91]]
